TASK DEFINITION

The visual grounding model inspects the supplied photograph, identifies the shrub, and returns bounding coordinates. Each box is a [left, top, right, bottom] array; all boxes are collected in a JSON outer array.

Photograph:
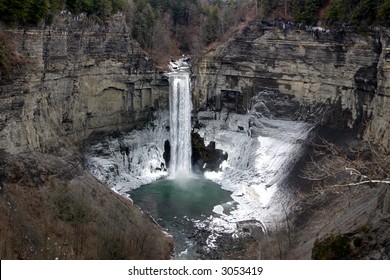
[[312, 234, 352, 259]]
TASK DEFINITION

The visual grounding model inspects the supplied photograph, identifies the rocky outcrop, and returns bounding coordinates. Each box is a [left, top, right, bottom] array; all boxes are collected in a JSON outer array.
[[193, 22, 390, 149], [0, 13, 169, 154], [191, 132, 228, 173], [162, 133, 228, 173]]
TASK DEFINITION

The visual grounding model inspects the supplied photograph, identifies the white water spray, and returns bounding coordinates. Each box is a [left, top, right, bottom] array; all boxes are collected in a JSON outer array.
[[169, 72, 192, 177]]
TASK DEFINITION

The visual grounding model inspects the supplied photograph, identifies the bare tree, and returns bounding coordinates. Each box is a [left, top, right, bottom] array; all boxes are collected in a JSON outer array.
[[301, 139, 390, 189]]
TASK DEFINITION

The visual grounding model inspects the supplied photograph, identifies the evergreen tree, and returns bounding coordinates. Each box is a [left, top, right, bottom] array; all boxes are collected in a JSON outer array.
[[203, 5, 221, 44], [93, 0, 112, 19], [378, 0, 390, 22], [292, 0, 325, 24], [132, 0, 156, 49], [29, 0, 50, 24], [0, 0, 31, 25], [259, 0, 277, 17], [111, 0, 126, 13], [65, 0, 83, 13], [0, 0, 55, 25], [325, 0, 390, 27]]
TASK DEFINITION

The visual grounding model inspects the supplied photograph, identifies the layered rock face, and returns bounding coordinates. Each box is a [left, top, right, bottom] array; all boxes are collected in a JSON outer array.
[[365, 34, 390, 148], [0, 14, 172, 259], [0, 13, 169, 154], [193, 22, 390, 149]]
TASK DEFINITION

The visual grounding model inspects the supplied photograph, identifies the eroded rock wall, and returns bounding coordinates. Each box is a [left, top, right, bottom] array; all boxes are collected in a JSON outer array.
[[193, 23, 390, 149], [0, 13, 172, 259], [0, 13, 169, 154], [365, 34, 390, 149]]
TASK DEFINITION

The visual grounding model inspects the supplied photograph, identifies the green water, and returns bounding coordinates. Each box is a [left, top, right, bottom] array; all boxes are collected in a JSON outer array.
[[129, 177, 234, 259]]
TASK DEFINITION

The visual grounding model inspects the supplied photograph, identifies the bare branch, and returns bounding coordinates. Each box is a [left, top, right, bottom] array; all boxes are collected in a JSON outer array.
[[301, 139, 390, 190], [334, 179, 390, 187]]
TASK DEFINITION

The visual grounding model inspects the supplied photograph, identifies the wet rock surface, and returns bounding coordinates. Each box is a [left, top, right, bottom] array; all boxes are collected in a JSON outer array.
[[194, 231, 259, 260], [191, 132, 228, 173], [170, 219, 263, 260], [162, 132, 228, 173]]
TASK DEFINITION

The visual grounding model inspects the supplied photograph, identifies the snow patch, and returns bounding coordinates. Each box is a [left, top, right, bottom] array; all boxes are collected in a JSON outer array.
[[200, 113, 313, 232], [212, 205, 224, 215]]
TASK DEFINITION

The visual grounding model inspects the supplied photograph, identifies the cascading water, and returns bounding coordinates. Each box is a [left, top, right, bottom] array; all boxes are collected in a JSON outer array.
[[168, 72, 192, 178]]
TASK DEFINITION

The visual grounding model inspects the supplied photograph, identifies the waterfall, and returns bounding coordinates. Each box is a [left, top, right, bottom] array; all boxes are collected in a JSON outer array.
[[169, 72, 192, 177]]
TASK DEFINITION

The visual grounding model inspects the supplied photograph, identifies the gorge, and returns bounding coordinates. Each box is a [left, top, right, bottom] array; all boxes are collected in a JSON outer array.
[[1, 11, 390, 259]]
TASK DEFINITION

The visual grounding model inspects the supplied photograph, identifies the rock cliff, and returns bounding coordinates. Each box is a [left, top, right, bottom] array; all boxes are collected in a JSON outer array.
[[193, 22, 390, 149], [191, 22, 390, 259], [0, 13, 172, 259], [0, 13, 169, 154]]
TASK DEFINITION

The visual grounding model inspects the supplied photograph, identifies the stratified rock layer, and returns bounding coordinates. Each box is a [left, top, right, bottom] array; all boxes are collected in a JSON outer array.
[[0, 14, 172, 259], [193, 23, 390, 149], [0, 13, 169, 154]]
